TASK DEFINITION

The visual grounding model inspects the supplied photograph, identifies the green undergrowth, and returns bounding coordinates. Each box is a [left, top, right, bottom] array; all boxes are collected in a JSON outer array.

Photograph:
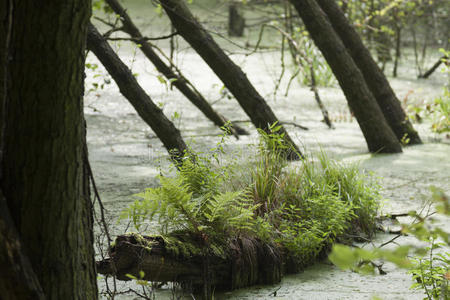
[[121, 127, 380, 271], [330, 187, 449, 299], [406, 49, 449, 135]]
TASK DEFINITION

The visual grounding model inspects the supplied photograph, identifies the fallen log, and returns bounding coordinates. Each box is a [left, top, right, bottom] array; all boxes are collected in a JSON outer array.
[[96, 233, 283, 291]]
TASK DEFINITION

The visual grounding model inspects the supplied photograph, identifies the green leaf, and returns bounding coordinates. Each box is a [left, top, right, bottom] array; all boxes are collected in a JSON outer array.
[[157, 75, 166, 84], [329, 244, 360, 269]]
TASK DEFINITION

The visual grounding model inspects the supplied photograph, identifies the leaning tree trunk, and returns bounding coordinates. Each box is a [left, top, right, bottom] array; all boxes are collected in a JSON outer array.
[[1, 0, 98, 298], [160, 0, 302, 159], [104, 0, 248, 138], [419, 55, 448, 79], [315, 0, 421, 145], [290, 0, 402, 153], [87, 24, 188, 161]]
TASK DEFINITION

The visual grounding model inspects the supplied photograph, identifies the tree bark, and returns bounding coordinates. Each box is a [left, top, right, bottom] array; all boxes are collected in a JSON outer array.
[[392, 22, 401, 78], [104, 0, 248, 138], [228, 2, 246, 37], [96, 233, 283, 292], [87, 23, 188, 161], [0, 191, 46, 300], [0, 0, 8, 116], [315, 0, 421, 145], [290, 0, 402, 153], [1, 0, 98, 298], [159, 0, 302, 160]]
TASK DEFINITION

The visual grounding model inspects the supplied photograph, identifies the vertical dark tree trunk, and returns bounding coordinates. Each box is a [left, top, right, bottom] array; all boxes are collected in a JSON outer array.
[[411, 27, 423, 76], [0, 2, 6, 114], [315, 0, 421, 144], [392, 23, 401, 78], [160, 0, 302, 159], [290, 0, 402, 153], [1, 0, 98, 298], [0, 6, 46, 296], [104, 0, 248, 137], [228, 2, 246, 37], [87, 24, 188, 161], [1, 6, 45, 295], [366, 0, 375, 49]]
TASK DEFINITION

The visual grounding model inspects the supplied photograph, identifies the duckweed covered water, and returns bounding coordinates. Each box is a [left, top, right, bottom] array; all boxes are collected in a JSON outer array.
[[87, 2, 449, 298]]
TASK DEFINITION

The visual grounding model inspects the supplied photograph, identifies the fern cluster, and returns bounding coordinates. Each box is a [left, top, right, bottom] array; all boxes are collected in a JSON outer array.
[[122, 128, 380, 267], [122, 156, 261, 250]]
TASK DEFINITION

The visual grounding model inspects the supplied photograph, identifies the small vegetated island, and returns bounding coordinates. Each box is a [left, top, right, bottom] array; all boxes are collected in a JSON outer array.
[[97, 128, 380, 297]]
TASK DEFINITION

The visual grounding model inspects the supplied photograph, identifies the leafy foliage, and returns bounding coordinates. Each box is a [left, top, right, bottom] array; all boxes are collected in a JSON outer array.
[[122, 127, 380, 269], [329, 187, 450, 299], [257, 147, 379, 266], [409, 241, 449, 299], [122, 156, 260, 244], [295, 37, 336, 87]]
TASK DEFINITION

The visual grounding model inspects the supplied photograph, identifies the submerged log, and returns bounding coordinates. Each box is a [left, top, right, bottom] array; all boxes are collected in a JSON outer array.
[[96, 233, 283, 291]]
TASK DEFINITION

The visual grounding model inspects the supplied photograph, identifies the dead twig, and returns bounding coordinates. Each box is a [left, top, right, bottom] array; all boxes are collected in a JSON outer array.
[[232, 120, 309, 130], [106, 32, 179, 43]]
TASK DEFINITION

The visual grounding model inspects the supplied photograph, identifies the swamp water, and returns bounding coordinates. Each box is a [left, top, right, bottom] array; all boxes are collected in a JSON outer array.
[[87, 3, 449, 298]]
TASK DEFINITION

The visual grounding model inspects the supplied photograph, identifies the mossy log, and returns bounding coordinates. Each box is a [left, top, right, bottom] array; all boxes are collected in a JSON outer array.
[[96, 233, 283, 291]]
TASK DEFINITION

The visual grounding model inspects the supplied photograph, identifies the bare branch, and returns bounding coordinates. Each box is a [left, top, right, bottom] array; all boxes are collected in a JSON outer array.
[[106, 32, 179, 43]]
